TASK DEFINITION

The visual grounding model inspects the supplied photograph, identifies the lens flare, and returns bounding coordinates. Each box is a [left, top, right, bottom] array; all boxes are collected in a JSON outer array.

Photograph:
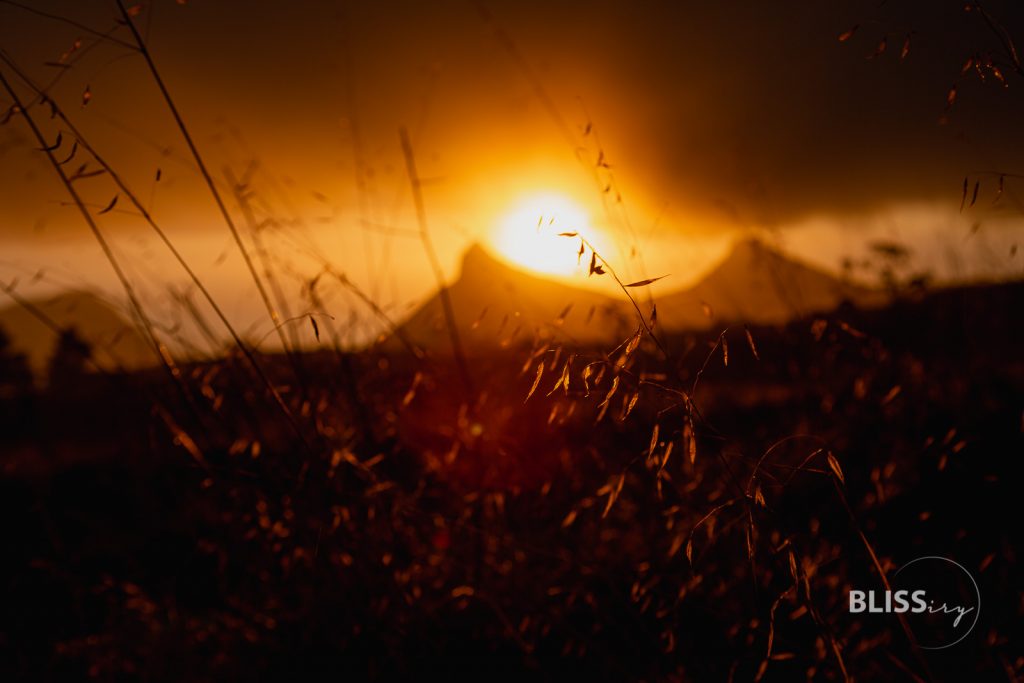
[[493, 192, 593, 276]]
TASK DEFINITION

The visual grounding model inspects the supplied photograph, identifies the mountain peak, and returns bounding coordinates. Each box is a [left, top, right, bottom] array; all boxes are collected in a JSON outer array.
[[460, 242, 502, 277], [393, 242, 629, 353], [657, 236, 885, 326], [0, 289, 152, 379], [719, 237, 782, 266], [392, 237, 886, 353]]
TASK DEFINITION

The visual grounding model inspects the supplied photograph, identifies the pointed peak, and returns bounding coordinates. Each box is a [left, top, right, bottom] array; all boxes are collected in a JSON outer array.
[[726, 236, 779, 259], [694, 237, 809, 290], [459, 242, 506, 276], [462, 241, 491, 263], [710, 237, 791, 271]]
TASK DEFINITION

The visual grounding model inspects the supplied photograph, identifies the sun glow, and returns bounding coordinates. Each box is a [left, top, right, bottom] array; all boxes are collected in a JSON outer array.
[[493, 193, 596, 276]]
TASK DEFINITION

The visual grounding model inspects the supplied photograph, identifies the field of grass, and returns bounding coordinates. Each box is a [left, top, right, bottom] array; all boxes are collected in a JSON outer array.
[[2, 2, 1023, 680], [2, 280, 1021, 681]]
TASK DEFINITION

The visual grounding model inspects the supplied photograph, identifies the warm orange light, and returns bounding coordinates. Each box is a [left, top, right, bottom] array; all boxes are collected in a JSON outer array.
[[493, 192, 594, 276]]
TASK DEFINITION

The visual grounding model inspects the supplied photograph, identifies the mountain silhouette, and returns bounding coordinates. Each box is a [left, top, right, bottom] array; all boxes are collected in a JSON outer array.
[[0, 290, 153, 381], [393, 239, 886, 353], [656, 238, 887, 329], [1, 240, 886, 372], [392, 244, 632, 353]]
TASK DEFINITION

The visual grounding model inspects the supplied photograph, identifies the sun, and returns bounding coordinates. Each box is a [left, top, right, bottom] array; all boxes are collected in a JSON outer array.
[[493, 192, 593, 276]]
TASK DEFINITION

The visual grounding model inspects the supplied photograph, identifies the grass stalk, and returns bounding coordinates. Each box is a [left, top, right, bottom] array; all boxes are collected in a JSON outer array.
[[398, 127, 474, 399], [0, 68, 180, 391], [114, 0, 312, 452], [225, 167, 309, 392], [0, 51, 309, 452]]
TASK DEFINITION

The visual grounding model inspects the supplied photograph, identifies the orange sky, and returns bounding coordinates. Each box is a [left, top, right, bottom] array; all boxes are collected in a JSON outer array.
[[1, 0, 1022, 346]]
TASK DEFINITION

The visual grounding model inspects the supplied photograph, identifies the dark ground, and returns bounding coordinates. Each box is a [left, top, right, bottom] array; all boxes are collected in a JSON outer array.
[[1, 282, 1022, 681]]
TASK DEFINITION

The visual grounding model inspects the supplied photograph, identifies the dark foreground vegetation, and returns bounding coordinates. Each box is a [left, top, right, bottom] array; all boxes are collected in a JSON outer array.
[[1, 281, 1022, 681]]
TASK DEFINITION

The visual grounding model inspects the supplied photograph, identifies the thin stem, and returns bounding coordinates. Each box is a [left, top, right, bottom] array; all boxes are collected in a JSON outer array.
[[328, 268, 425, 359], [225, 168, 308, 386], [0, 68, 174, 383], [833, 480, 935, 682], [114, 0, 312, 452], [398, 127, 474, 399], [0, 0, 137, 51], [580, 235, 668, 360], [0, 283, 115, 377], [113, 1, 282, 348], [972, 2, 1023, 78], [0, 51, 309, 453]]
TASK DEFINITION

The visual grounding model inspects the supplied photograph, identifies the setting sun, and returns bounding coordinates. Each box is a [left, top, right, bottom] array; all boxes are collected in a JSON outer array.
[[493, 192, 595, 276], [3, 2, 1020, 678]]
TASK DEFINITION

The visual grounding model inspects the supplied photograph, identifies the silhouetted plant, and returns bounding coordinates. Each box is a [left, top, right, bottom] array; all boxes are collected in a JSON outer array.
[[46, 327, 91, 392]]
